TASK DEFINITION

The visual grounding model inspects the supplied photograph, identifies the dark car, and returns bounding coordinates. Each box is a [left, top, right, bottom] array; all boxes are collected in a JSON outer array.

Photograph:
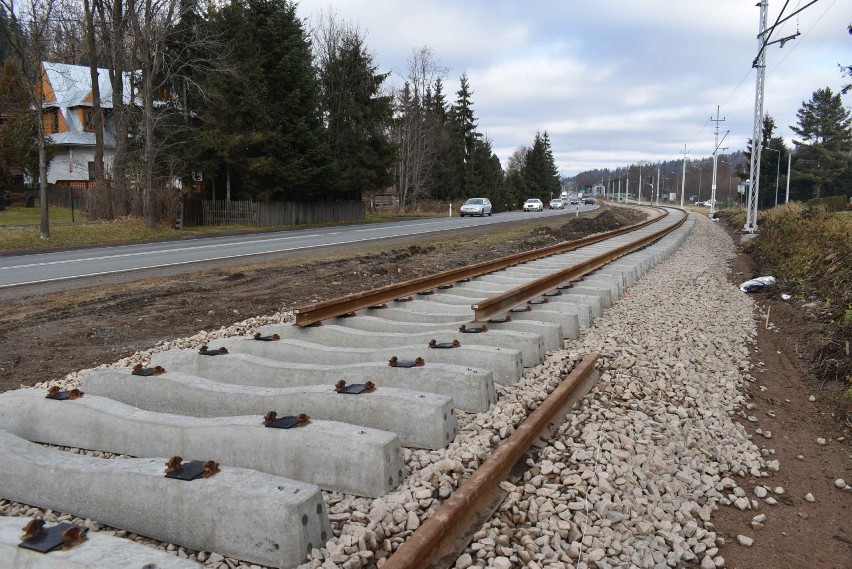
[[583, 197, 596, 205]]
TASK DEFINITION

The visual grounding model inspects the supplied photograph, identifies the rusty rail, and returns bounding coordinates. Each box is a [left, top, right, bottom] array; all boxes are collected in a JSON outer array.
[[381, 353, 600, 569], [293, 207, 668, 326], [471, 209, 687, 321]]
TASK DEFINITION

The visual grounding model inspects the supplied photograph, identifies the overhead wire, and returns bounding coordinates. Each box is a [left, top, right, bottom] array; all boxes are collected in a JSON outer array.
[[689, 0, 834, 152], [725, 0, 836, 118]]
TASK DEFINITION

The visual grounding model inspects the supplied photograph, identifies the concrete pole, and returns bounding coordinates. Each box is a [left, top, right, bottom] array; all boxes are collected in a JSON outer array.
[[655, 166, 660, 205], [785, 153, 791, 203], [680, 145, 687, 209]]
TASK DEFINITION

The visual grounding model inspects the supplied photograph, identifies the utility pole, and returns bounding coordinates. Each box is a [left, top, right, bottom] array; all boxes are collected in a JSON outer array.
[[618, 175, 621, 202], [710, 105, 728, 218], [744, 0, 806, 232], [785, 153, 791, 203], [680, 145, 687, 209], [744, 1, 768, 233], [655, 165, 660, 205], [638, 162, 643, 205]]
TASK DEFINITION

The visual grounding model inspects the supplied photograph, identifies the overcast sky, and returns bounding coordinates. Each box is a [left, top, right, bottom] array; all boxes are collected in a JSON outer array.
[[296, 0, 849, 176]]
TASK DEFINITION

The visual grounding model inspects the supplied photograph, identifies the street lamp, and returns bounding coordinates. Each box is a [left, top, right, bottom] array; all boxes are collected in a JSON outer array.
[[765, 147, 781, 207]]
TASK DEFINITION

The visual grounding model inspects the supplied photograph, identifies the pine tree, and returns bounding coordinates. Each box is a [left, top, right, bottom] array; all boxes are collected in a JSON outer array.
[[790, 87, 852, 199], [317, 25, 396, 200], [541, 131, 562, 196], [451, 73, 478, 163], [0, 59, 38, 190], [522, 131, 561, 201], [201, 0, 335, 202], [428, 77, 461, 201]]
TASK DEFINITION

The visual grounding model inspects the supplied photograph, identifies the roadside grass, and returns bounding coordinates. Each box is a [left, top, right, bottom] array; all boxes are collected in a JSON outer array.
[[0, 207, 271, 252], [748, 202, 852, 390], [0, 204, 87, 226]]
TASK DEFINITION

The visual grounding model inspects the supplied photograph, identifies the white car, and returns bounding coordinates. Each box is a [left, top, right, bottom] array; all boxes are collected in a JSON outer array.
[[459, 197, 492, 217], [523, 198, 544, 212], [549, 198, 565, 209]]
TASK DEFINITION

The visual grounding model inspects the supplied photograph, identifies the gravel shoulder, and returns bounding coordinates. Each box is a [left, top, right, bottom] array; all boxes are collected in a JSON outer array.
[[0, 208, 849, 569]]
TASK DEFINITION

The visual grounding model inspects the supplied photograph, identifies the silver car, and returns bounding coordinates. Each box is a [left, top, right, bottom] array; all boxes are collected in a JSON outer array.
[[459, 198, 492, 217], [549, 198, 565, 209]]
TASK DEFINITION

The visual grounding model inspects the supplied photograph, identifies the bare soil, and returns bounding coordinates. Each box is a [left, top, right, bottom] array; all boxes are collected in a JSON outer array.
[[711, 228, 851, 569], [0, 207, 849, 568]]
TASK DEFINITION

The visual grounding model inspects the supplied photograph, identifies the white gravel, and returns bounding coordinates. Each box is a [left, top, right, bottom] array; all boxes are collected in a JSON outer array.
[[457, 215, 764, 568], [1, 214, 768, 569]]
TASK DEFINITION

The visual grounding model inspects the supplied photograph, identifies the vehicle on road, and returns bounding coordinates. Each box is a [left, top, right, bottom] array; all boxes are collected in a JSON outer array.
[[459, 198, 492, 217], [523, 198, 544, 212], [569, 195, 580, 205], [583, 197, 596, 205], [549, 198, 565, 209]]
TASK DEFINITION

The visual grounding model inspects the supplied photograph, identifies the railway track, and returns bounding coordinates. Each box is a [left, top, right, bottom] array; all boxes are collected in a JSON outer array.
[[0, 207, 694, 568]]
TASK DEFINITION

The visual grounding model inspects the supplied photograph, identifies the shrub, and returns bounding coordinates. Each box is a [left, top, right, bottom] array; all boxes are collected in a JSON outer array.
[[806, 195, 850, 212], [751, 203, 851, 388]]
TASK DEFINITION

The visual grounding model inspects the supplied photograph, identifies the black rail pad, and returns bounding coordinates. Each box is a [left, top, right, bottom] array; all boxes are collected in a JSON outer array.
[[337, 384, 370, 394], [19, 523, 88, 554], [265, 416, 301, 429], [45, 391, 80, 400], [165, 460, 206, 481]]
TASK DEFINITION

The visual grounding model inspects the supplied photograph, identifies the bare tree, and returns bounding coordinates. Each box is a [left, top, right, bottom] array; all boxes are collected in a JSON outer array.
[[126, 0, 176, 227], [81, 0, 111, 217], [0, 0, 57, 238], [391, 46, 445, 209], [96, 0, 134, 216], [507, 146, 528, 174], [45, 0, 85, 63]]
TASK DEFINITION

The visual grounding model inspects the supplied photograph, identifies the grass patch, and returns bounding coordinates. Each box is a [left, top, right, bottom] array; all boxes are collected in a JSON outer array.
[[0, 204, 87, 226], [750, 202, 852, 390]]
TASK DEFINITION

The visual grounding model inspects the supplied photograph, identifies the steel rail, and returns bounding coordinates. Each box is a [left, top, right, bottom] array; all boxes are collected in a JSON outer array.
[[293, 207, 668, 326], [472, 209, 687, 322], [381, 353, 600, 569]]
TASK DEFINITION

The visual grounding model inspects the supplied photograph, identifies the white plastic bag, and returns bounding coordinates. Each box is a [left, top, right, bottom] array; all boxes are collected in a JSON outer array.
[[739, 276, 776, 293]]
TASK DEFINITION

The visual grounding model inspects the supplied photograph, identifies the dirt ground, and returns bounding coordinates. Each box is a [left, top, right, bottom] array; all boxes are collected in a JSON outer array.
[[711, 226, 851, 569], [0, 207, 849, 567]]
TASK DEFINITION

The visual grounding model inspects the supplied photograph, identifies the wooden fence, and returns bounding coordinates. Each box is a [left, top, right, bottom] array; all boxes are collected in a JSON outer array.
[[188, 199, 365, 228]]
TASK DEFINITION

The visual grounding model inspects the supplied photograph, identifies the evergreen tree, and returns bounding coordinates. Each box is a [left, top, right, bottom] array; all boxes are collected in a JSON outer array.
[[0, 58, 38, 189], [428, 77, 461, 201], [742, 116, 789, 207], [790, 87, 852, 199], [451, 73, 478, 163], [430, 77, 448, 123], [201, 0, 334, 202], [317, 27, 396, 200], [465, 136, 503, 204], [541, 131, 562, 196], [521, 131, 561, 201]]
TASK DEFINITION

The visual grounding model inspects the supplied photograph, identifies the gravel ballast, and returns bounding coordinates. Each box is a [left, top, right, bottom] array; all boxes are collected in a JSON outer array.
[[1, 214, 777, 569]]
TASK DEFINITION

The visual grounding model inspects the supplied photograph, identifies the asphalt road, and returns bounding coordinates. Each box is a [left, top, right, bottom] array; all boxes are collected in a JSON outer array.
[[0, 205, 597, 290]]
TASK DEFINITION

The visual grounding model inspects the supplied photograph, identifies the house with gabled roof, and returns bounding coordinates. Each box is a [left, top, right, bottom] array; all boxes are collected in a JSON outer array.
[[40, 61, 134, 187]]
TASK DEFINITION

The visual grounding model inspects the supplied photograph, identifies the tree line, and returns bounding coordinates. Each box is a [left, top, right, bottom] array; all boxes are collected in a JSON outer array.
[[572, 83, 852, 208], [0, 0, 562, 237]]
